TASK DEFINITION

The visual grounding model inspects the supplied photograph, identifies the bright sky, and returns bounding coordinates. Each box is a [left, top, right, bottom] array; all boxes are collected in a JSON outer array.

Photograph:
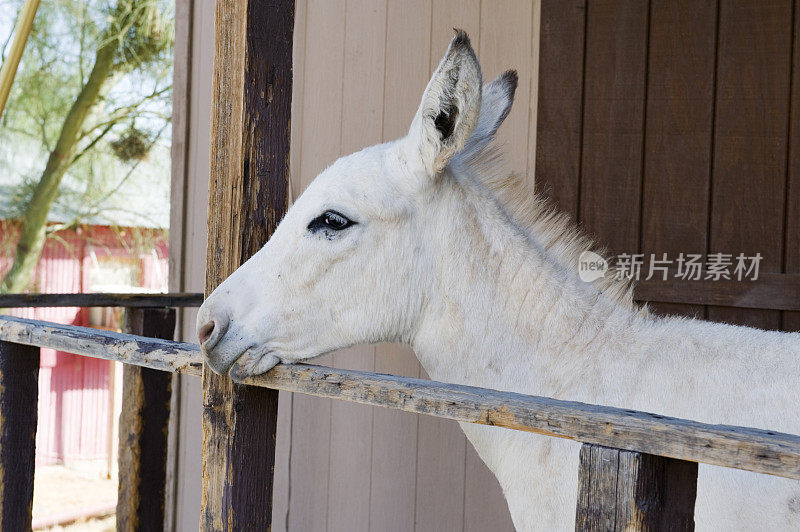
[[0, 5, 16, 48]]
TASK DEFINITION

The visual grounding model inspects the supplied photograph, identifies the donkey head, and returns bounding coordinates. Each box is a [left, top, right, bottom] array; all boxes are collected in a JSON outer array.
[[197, 30, 516, 380]]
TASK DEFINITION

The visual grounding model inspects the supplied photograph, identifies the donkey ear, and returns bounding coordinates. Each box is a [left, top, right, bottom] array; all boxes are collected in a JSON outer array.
[[405, 30, 482, 175], [457, 70, 518, 160]]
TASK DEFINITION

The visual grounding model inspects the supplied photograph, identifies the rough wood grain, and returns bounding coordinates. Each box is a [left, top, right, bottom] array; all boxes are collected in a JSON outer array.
[[0, 340, 39, 532], [201, 0, 294, 530], [0, 315, 202, 374], [0, 315, 201, 373], [0, 292, 203, 308], [242, 364, 800, 481], [117, 308, 176, 532], [2, 315, 800, 481], [575, 444, 697, 531]]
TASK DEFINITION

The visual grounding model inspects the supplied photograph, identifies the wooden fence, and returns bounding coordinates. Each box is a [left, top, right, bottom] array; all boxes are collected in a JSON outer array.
[[0, 293, 204, 531], [0, 310, 799, 530]]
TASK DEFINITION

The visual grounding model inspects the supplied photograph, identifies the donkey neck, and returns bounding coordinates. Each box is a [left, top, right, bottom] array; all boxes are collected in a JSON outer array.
[[411, 173, 646, 399]]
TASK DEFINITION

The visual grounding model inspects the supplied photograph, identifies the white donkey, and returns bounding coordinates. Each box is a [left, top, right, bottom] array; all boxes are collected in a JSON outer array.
[[197, 31, 800, 530]]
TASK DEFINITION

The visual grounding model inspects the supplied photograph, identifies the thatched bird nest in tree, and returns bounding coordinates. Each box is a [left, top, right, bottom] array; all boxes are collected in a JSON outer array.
[[110, 128, 150, 162]]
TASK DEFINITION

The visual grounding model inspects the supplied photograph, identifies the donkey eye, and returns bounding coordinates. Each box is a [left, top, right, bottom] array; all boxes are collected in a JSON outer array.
[[308, 210, 355, 233]]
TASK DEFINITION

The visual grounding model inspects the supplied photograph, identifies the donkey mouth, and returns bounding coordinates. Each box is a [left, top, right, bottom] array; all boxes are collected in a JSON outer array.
[[228, 348, 281, 382]]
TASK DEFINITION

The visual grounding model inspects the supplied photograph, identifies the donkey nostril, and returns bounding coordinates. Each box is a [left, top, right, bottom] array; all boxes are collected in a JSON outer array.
[[198, 320, 216, 345], [197, 310, 230, 351]]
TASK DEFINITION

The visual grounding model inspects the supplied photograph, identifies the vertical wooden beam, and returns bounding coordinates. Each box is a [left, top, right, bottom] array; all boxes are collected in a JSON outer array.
[[117, 308, 176, 532], [575, 444, 697, 531], [201, 0, 294, 530], [0, 340, 39, 531]]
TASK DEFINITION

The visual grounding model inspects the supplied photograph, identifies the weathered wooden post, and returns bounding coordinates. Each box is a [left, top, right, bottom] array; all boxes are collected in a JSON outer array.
[[201, 0, 294, 529], [575, 444, 698, 531], [0, 340, 39, 531], [117, 307, 176, 531]]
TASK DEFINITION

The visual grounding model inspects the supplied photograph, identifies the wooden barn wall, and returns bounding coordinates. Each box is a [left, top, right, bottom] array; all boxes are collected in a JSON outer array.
[[169, 1, 541, 530], [536, 0, 799, 328]]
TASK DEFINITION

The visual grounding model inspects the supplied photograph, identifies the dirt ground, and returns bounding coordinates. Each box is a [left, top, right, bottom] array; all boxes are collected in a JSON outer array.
[[33, 465, 117, 531]]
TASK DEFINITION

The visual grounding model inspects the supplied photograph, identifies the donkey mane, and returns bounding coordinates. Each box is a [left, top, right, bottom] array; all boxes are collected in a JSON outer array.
[[453, 144, 640, 311]]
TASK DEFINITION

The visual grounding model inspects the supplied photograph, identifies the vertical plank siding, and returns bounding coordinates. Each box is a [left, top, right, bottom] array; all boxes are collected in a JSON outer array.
[[535, 0, 586, 218], [580, 0, 650, 257], [640, 0, 717, 319], [535, 1, 800, 525], [786, 0, 800, 333], [326, 1, 387, 529], [537, 0, 799, 324], [707, 0, 793, 330], [479, 1, 534, 177]]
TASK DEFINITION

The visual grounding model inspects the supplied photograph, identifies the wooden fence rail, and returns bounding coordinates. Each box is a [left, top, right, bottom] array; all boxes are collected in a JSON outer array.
[[1, 314, 799, 484], [0, 292, 201, 530], [0, 292, 204, 308]]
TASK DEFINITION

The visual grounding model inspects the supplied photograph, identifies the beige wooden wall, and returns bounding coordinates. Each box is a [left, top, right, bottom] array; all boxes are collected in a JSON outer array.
[[169, 1, 541, 530]]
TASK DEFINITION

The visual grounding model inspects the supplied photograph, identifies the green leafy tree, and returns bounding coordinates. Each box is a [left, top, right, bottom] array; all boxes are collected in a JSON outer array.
[[0, 0, 173, 292]]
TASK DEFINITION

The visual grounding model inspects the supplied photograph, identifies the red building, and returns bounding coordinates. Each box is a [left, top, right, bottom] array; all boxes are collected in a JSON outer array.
[[0, 221, 168, 467]]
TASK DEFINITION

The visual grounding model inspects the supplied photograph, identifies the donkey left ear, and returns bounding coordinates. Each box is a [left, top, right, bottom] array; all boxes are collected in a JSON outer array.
[[457, 70, 518, 161], [405, 30, 482, 175]]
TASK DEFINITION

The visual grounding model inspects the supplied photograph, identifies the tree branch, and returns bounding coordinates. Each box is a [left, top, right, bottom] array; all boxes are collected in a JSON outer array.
[[71, 121, 115, 166], [1, 124, 42, 142], [78, 3, 87, 84], [79, 84, 171, 141], [0, 5, 22, 62], [0, 0, 174, 293], [37, 115, 51, 151]]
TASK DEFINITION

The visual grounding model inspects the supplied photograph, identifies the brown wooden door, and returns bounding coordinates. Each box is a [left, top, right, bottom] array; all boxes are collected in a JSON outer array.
[[536, 0, 800, 331]]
